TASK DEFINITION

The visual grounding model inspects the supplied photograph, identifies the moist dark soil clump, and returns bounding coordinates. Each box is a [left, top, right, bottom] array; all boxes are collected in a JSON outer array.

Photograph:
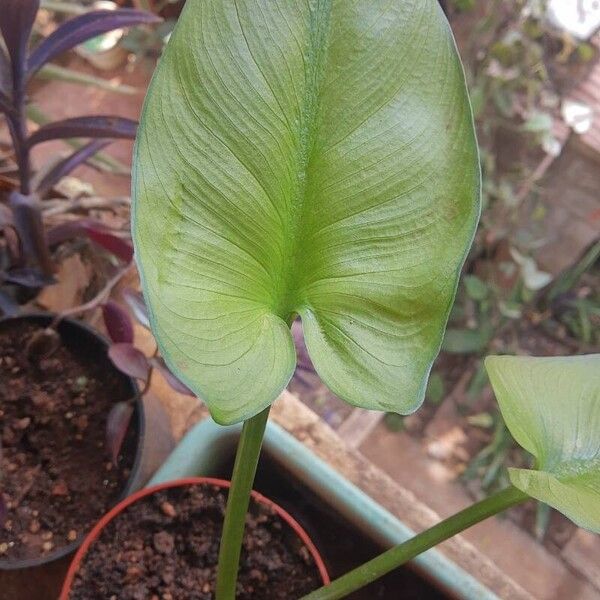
[[0, 319, 137, 562], [70, 484, 322, 599]]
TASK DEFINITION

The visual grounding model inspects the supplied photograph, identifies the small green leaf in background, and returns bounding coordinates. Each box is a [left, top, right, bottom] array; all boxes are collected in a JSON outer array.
[[467, 360, 489, 399], [522, 111, 553, 133], [577, 42, 596, 62], [384, 412, 405, 433], [442, 325, 493, 354], [469, 83, 486, 119], [452, 0, 475, 11], [464, 274, 489, 302], [426, 372, 445, 405], [133, 0, 480, 424], [496, 179, 518, 208], [492, 87, 515, 117], [546, 240, 600, 303], [486, 354, 600, 533], [466, 412, 494, 428]]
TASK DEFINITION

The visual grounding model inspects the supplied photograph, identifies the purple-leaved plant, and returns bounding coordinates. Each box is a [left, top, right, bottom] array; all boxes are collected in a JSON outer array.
[[0, 0, 159, 311], [102, 290, 194, 462], [0, 2, 192, 465]]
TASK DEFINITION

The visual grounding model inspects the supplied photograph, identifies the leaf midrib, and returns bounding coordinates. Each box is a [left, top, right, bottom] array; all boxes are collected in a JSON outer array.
[[274, 0, 333, 323]]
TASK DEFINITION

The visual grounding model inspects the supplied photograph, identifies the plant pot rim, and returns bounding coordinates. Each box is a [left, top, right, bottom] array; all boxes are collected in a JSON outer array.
[[0, 312, 145, 571], [59, 476, 330, 599]]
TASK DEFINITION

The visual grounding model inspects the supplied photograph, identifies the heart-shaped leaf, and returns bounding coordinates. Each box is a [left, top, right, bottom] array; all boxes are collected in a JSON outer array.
[[133, 0, 480, 424], [486, 354, 600, 533]]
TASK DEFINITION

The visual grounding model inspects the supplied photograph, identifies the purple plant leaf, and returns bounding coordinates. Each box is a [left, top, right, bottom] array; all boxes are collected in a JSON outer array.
[[108, 343, 150, 380], [46, 218, 133, 262], [102, 300, 134, 344], [3, 267, 55, 288], [85, 226, 133, 262], [0, 290, 19, 317], [8, 191, 54, 276], [36, 139, 112, 197], [46, 218, 104, 246], [150, 357, 195, 396], [122, 288, 150, 329], [27, 116, 138, 148], [105, 401, 134, 465], [0, 0, 39, 91], [27, 9, 161, 78]]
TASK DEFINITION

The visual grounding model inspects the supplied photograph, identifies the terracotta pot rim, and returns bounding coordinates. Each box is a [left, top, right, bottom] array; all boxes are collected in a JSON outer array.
[[59, 476, 330, 599], [0, 313, 145, 571]]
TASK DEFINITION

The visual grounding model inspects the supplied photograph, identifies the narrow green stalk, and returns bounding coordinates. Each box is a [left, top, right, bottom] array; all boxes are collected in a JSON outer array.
[[216, 406, 270, 599], [38, 64, 139, 95], [302, 486, 528, 600]]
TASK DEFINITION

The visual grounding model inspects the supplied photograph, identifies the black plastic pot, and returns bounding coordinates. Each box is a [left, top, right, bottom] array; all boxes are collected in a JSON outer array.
[[0, 314, 145, 600]]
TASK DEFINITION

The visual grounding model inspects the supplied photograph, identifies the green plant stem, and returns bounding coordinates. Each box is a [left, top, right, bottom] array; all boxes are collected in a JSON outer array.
[[38, 64, 139, 95], [216, 406, 270, 599], [302, 485, 528, 600]]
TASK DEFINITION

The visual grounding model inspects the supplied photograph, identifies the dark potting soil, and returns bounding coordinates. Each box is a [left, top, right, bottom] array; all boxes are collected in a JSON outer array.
[[69, 483, 322, 599], [248, 457, 446, 600], [0, 320, 137, 562]]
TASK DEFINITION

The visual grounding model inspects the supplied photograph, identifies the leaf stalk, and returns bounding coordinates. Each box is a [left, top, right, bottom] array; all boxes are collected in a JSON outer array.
[[215, 406, 270, 599], [301, 485, 528, 600]]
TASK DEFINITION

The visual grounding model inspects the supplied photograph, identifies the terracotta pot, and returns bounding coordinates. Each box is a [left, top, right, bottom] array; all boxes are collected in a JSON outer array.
[[60, 476, 330, 599], [0, 314, 145, 600]]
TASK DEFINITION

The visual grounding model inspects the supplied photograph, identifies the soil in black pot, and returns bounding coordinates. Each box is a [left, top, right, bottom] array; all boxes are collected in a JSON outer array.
[[70, 483, 322, 599], [0, 319, 138, 562]]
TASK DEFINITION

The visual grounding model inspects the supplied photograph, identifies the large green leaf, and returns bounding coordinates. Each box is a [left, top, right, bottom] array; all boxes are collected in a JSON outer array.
[[132, 0, 480, 424], [486, 355, 600, 533]]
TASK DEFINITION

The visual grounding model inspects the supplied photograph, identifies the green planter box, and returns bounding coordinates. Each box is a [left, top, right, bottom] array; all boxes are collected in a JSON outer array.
[[150, 417, 500, 599]]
